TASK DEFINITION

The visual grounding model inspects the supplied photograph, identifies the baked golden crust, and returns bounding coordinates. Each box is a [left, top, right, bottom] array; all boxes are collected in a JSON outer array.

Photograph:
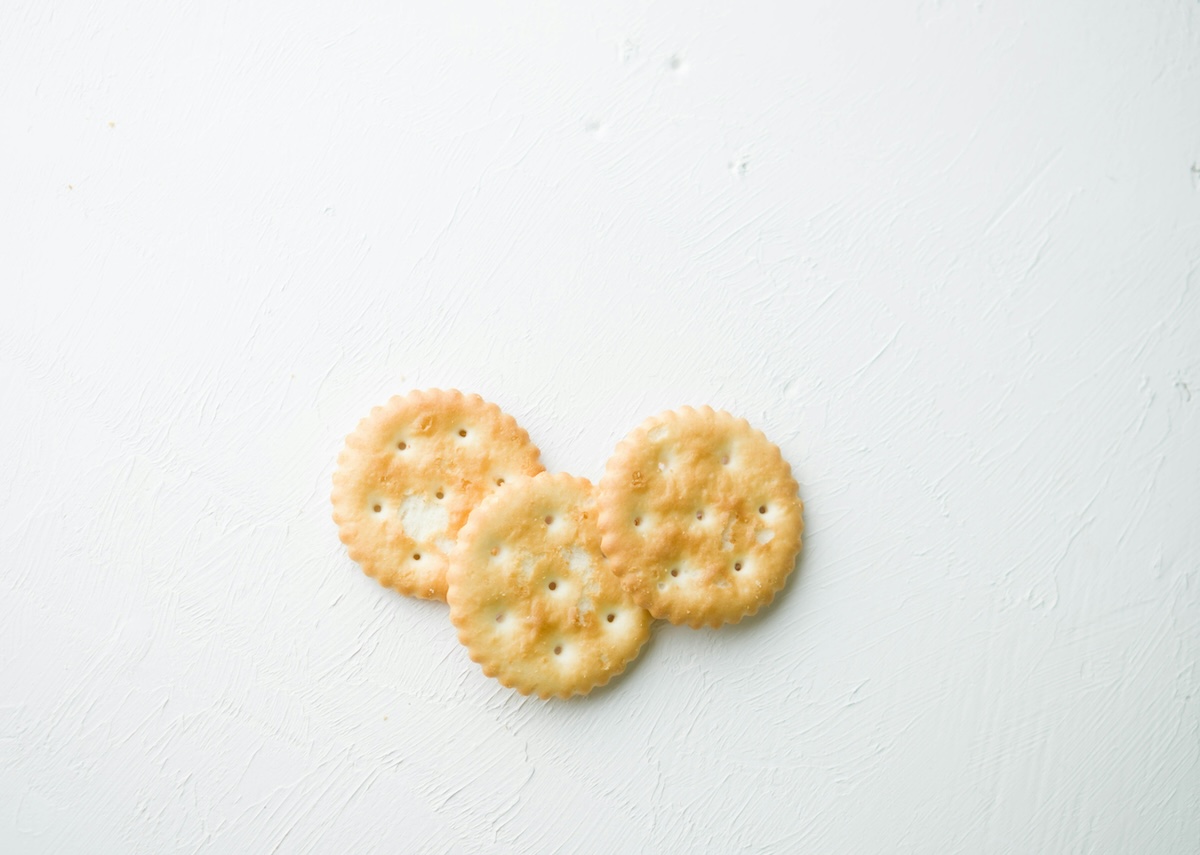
[[597, 406, 803, 627], [331, 389, 543, 600], [447, 473, 653, 699]]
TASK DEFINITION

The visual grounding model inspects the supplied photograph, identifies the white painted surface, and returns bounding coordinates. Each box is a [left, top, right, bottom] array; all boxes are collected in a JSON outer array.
[[2, 0, 1198, 851]]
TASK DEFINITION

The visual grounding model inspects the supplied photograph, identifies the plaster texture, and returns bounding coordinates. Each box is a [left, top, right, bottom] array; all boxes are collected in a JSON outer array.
[[2, 1, 1198, 852]]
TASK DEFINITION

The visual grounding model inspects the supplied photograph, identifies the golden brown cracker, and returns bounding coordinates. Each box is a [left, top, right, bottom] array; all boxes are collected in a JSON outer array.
[[447, 473, 653, 699], [331, 389, 543, 600], [597, 406, 803, 627]]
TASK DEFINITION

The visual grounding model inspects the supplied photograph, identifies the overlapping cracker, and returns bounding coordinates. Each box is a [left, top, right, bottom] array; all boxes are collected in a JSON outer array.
[[597, 406, 803, 628], [331, 389, 543, 600], [447, 473, 653, 699]]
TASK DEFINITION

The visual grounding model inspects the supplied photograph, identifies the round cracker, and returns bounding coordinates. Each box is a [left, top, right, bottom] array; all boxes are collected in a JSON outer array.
[[597, 406, 804, 628], [447, 473, 653, 699], [331, 389, 544, 600]]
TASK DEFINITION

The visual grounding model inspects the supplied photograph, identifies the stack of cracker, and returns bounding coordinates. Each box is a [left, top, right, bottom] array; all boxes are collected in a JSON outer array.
[[333, 389, 804, 699]]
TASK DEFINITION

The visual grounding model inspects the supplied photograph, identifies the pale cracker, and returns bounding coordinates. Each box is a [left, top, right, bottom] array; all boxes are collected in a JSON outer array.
[[597, 406, 804, 627], [331, 389, 543, 600], [447, 473, 653, 699]]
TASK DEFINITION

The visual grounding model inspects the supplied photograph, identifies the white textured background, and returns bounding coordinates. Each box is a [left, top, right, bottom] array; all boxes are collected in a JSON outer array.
[[3, 1, 1199, 852]]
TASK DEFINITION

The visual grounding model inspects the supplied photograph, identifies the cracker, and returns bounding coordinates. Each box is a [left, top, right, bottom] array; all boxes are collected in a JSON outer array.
[[331, 389, 544, 600], [597, 406, 803, 628], [447, 473, 653, 699]]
